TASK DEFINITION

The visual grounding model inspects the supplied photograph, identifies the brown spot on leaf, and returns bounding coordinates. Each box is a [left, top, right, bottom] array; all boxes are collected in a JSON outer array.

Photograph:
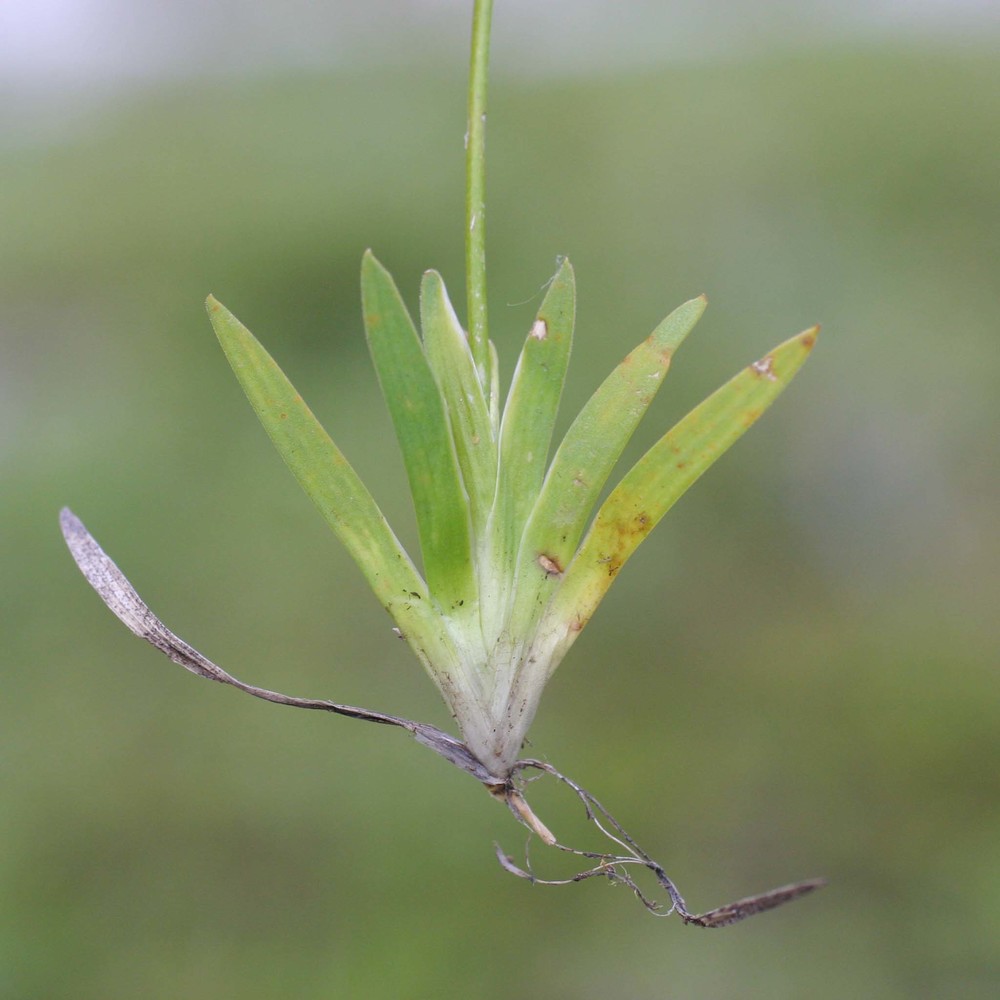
[[537, 553, 563, 576], [601, 549, 624, 577]]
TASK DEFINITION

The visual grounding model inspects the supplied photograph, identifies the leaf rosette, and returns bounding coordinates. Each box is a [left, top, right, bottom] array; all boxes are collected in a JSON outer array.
[[204, 258, 816, 779]]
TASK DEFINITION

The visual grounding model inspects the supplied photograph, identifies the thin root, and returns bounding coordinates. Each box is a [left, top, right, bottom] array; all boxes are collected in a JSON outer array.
[[495, 759, 826, 927]]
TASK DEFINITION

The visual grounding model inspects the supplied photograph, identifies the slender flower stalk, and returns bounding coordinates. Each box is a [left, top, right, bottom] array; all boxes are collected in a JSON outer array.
[[465, 0, 493, 387]]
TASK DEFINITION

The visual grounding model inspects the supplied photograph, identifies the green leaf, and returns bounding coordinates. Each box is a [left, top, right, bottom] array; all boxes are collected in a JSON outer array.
[[491, 259, 575, 579], [509, 295, 706, 632], [487, 339, 501, 439], [205, 295, 458, 679], [361, 251, 475, 615], [420, 269, 497, 541], [548, 326, 818, 651]]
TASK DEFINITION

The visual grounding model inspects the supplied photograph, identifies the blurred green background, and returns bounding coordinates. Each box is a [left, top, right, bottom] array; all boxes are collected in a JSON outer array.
[[2, 3, 999, 997]]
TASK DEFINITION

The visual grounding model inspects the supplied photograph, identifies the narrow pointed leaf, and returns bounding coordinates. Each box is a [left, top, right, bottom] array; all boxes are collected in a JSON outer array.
[[509, 295, 706, 631], [361, 251, 475, 615], [205, 296, 456, 680], [420, 269, 497, 540], [548, 327, 818, 653], [491, 258, 575, 576]]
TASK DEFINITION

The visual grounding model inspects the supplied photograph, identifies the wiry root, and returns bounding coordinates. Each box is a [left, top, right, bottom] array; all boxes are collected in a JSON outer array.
[[494, 759, 825, 927]]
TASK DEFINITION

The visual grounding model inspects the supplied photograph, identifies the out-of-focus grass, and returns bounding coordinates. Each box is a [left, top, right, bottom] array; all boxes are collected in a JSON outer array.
[[2, 46, 998, 999]]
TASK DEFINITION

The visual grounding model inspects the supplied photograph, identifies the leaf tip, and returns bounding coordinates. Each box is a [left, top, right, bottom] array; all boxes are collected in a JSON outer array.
[[59, 506, 77, 537], [799, 325, 820, 350], [361, 249, 393, 285], [205, 295, 236, 327]]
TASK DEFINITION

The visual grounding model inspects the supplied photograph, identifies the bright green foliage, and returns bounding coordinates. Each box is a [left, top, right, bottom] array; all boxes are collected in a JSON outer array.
[[508, 293, 706, 639], [206, 293, 466, 705], [544, 325, 817, 670], [207, 267, 815, 777], [420, 269, 497, 544], [360, 251, 474, 617], [207, 293, 425, 611], [492, 261, 575, 577]]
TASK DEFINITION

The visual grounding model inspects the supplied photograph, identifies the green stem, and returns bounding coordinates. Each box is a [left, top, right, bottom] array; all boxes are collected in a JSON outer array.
[[466, 0, 493, 389]]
